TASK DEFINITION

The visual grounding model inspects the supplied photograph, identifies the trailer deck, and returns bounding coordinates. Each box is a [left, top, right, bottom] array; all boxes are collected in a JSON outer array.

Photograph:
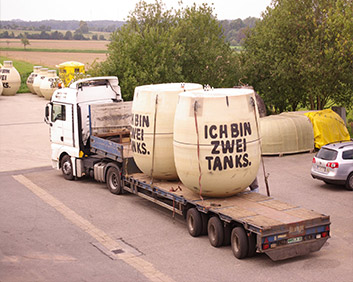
[[122, 172, 330, 261]]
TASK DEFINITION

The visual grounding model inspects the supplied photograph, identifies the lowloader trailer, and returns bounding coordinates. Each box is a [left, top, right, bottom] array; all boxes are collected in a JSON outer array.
[[45, 77, 330, 261]]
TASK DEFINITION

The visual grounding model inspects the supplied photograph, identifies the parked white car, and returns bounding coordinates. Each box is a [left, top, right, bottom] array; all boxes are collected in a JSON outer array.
[[311, 140, 353, 190]]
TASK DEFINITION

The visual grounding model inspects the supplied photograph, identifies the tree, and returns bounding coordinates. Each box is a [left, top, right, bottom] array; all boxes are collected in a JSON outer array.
[[21, 36, 30, 49], [241, 0, 353, 112], [77, 20, 89, 33], [175, 3, 239, 88], [90, 0, 239, 100], [64, 30, 73, 40]]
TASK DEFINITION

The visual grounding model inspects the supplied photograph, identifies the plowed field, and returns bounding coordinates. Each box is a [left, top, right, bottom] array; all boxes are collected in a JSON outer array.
[[0, 39, 108, 50], [1, 50, 108, 68]]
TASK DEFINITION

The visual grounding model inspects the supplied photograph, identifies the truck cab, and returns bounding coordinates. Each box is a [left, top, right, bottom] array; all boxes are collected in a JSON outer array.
[[44, 76, 123, 180]]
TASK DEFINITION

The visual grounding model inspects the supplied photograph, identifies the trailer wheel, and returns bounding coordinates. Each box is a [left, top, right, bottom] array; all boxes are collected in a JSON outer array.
[[186, 208, 202, 237], [231, 227, 248, 259], [106, 167, 123, 195], [208, 216, 224, 247], [61, 155, 74, 180], [247, 233, 257, 258]]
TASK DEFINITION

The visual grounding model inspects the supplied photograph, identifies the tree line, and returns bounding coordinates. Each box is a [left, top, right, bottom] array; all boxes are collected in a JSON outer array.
[[1, 18, 257, 45], [90, 0, 353, 113], [0, 20, 125, 32]]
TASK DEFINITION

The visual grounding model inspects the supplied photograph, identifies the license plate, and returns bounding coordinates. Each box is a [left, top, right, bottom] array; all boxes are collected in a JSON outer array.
[[316, 165, 327, 173], [288, 237, 302, 244]]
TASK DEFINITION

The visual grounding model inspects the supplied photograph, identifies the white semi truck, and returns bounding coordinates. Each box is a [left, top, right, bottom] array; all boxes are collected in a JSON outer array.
[[45, 76, 330, 261]]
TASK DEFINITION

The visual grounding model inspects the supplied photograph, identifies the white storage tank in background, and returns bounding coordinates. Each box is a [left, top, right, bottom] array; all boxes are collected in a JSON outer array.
[[0, 61, 21, 96], [260, 113, 314, 155], [40, 70, 59, 100], [131, 83, 203, 180], [0, 77, 3, 95], [26, 66, 42, 94], [32, 68, 48, 96], [173, 88, 261, 197]]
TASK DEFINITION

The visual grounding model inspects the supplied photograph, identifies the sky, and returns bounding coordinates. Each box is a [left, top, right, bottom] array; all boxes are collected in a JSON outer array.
[[0, 0, 272, 22]]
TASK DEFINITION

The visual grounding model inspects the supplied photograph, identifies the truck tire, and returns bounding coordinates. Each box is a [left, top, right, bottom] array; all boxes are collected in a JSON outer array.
[[231, 227, 248, 259], [345, 173, 353, 191], [186, 208, 202, 237], [208, 216, 224, 247], [61, 155, 74, 180], [106, 167, 123, 195], [247, 233, 257, 257]]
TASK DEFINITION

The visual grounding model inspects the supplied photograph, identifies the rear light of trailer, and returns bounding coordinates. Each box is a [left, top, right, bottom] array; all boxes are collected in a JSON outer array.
[[316, 226, 330, 239], [326, 162, 339, 169]]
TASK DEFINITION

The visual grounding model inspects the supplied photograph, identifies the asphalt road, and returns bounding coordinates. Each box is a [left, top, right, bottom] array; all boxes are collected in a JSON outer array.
[[0, 93, 352, 282]]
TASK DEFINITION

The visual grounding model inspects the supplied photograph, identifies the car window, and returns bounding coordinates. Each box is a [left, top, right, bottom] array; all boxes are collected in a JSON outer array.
[[342, 149, 353, 160], [316, 148, 337, 160]]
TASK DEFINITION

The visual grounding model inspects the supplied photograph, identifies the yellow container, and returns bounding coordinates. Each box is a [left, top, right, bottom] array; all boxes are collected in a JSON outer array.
[[26, 66, 42, 94], [40, 70, 60, 100], [0, 61, 21, 96], [131, 83, 203, 180], [32, 68, 48, 96], [56, 61, 85, 86], [173, 88, 261, 197]]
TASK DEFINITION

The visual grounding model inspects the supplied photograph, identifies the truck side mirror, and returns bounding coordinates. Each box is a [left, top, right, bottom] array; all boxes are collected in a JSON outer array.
[[44, 103, 52, 126]]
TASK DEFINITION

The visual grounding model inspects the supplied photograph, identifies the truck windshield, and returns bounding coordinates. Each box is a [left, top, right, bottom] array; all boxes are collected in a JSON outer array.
[[316, 148, 338, 160]]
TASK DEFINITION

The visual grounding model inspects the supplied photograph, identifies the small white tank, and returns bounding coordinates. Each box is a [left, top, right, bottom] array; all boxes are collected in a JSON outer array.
[[173, 88, 261, 197], [0, 61, 21, 96], [40, 70, 59, 100], [131, 83, 203, 180], [0, 77, 3, 95], [32, 68, 48, 96], [26, 66, 42, 94]]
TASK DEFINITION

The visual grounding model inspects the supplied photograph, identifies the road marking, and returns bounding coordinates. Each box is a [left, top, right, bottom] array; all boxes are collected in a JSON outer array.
[[13, 174, 175, 282]]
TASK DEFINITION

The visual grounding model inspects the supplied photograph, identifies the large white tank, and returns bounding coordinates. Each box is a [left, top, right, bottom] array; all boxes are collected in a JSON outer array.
[[40, 70, 59, 100], [131, 83, 203, 180], [32, 68, 48, 96], [26, 66, 42, 94], [173, 88, 261, 197], [0, 61, 21, 96]]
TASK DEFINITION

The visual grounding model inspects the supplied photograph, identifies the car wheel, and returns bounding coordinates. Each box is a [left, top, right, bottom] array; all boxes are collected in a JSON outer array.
[[345, 173, 353, 191]]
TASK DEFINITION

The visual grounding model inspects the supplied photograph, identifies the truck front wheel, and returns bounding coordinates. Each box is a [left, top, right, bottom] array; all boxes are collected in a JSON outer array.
[[208, 216, 224, 247], [231, 227, 248, 259], [61, 155, 74, 180], [106, 167, 123, 195]]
